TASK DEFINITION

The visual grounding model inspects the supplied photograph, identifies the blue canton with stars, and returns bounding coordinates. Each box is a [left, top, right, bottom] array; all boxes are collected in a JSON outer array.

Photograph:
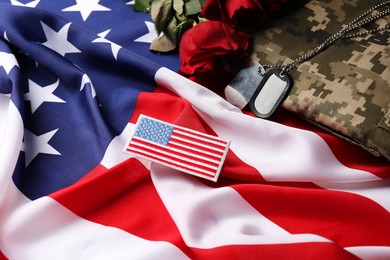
[[0, 0, 180, 200], [134, 117, 174, 146]]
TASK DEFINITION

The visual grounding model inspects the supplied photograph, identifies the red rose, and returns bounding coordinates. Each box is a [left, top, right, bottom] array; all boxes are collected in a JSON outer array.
[[201, 0, 302, 29], [178, 21, 251, 78], [261, 0, 296, 14], [201, 0, 266, 30]]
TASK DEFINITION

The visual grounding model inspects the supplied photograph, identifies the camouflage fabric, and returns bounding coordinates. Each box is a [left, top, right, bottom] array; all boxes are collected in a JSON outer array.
[[251, 0, 390, 160]]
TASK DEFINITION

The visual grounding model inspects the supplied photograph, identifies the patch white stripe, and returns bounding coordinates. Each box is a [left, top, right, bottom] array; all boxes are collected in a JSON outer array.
[[169, 140, 223, 158], [173, 126, 227, 142], [171, 135, 225, 153], [129, 139, 221, 165], [174, 129, 227, 147], [127, 144, 218, 174]]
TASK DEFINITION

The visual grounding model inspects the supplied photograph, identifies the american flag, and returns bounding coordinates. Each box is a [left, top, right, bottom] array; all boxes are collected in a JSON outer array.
[[0, 0, 389, 259], [125, 115, 230, 181]]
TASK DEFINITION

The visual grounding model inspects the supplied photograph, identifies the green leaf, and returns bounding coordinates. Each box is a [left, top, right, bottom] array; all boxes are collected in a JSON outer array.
[[172, 0, 185, 20], [197, 0, 207, 8], [150, 34, 177, 52], [133, 0, 152, 13], [151, 0, 173, 35], [149, 15, 178, 52], [183, 0, 201, 16], [165, 14, 178, 39]]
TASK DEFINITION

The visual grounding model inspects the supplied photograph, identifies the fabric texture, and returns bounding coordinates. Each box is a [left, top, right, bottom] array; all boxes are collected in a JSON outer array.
[[0, 1, 389, 259], [252, 0, 390, 160]]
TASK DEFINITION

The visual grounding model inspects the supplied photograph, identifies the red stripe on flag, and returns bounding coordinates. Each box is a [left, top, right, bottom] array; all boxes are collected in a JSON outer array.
[[191, 242, 359, 259], [0, 250, 8, 260], [233, 183, 390, 248], [50, 159, 192, 257]]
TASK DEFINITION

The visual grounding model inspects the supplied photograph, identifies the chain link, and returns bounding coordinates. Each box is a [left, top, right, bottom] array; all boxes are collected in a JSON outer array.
[[261, 1, 390, 75]]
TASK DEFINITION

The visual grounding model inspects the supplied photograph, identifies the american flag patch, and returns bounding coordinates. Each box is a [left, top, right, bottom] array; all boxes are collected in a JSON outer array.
[[124, 115, 230, 181]]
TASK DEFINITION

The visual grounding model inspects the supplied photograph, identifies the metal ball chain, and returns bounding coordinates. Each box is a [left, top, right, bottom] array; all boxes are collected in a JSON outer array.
[[261, 1, 390, 75]]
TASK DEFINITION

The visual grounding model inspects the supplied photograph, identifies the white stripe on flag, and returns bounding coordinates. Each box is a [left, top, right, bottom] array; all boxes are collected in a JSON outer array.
[[100, 123, 136, 168], [345, 246, 390, 259], [0, 96, 23, 202], [1, 195, 188, 260], [150, 163, 332, 248]]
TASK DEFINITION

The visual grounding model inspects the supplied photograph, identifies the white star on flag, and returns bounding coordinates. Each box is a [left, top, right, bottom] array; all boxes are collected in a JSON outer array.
[[24, 79, 66, 113], [0, 52, 19, 75], [80, 74, 97, 98], [21, 129, 61, 166], [126, 1, 135, 4], [92, 30, 122, 60], [10, 0, 40, 7], [62, 0, 111, 21], [134, 21, 159, 43], [40, 22, 81, 57]]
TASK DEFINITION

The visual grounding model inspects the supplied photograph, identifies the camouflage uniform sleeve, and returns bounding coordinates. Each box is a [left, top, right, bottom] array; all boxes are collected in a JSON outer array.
[[251, 0, 390, 160]]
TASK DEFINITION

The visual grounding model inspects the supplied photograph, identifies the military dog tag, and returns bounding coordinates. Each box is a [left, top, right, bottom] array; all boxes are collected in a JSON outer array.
[[224, 61, 265, 109], [249, 68, 292, 118]]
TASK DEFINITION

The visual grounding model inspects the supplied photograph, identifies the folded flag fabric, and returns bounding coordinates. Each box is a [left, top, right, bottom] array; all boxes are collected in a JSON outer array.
[[0, 1, 389, 259]]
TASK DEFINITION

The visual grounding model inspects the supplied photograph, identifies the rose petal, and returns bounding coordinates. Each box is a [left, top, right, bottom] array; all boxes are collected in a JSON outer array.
[[179, 21, 250, 77]]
